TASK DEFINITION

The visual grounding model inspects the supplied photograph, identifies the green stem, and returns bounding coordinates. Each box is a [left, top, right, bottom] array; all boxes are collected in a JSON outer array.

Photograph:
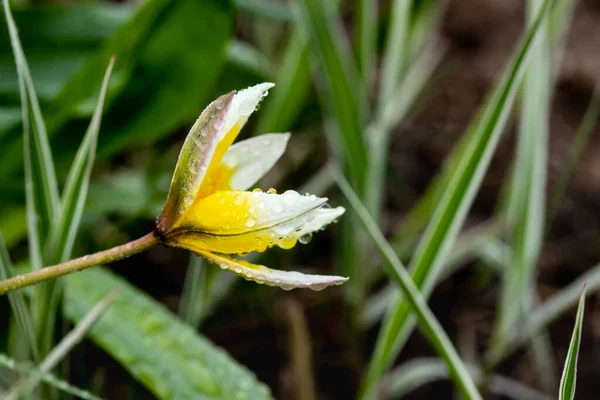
[[0, 232, 158, 296]]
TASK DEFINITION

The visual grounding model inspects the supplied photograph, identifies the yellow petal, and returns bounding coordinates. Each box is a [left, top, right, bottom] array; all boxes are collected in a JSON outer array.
[[194, 249, 349, 291], [171, 189, 325, 253]]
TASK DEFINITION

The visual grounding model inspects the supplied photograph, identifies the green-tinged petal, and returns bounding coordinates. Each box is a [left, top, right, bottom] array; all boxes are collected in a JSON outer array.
[[194, 249, 348, 291], [158, 83, 275, 232], [221, 133, 291, 190]]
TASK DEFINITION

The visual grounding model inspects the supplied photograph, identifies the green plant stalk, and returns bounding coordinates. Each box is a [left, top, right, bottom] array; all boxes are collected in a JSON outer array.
[[0, 233, 157, 296]]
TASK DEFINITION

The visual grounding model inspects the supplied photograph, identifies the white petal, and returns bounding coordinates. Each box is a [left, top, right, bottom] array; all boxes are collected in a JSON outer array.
[[196, 249, 349, 291], [278, 206, 345, 248], [221, 133, 290, 190], [221, 82, 274, 141]]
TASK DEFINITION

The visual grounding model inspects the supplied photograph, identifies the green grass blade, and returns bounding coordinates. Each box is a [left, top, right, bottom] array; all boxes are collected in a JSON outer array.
[[48, 57, 115, 264], [255, 30, 311, 134], [3, 0, 60, 270], [559, 285, 585, 400], [178, 255, 208, 328], [0, 354, 101, 400], [335, 172, 482, 400], [359, 1, 554, 397], [365, 42, 445, 216], [495, 0, 552, 344], [65, 267, 273, 400], [7, 293, 117, 399], [296, 0, 367, 191], [384, 358, 551, 400], [234, 0, 293, 21], [0, 232, 38, 361], [488, 261, 600, 366], [546, 86, 600, 230], [378, 0, 412, 105], [355, 0, 377, 83]]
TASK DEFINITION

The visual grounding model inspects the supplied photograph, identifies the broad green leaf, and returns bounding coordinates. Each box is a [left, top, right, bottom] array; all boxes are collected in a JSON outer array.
[[359, 1, 555, 398], [0, 232, 38, 361], [559, 285, 586, 400], [336, 172, 481, 400], [0, 353, 101, 400], [65, 267, 273, 400], [96, 0, 233, 157]]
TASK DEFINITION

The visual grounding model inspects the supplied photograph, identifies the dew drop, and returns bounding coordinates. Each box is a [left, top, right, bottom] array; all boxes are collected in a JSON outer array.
[[234, 194, 246, 206], [239, 100, 254, 116], [200, 127, 208, 137], [234, 267, 242, 274], [282, 190, 298, 205], [246, 217, 257, 228], [253, 188, 263, 193], [299, 233, 313, 245], [277, 236, 297, 250], [249, 206, 256, 213], [214, 118, 224, 130], [258, 201, 266, 210], [267, 188, 277, 194], [184, 195, 194, 206], [272, 202, 284, 213]]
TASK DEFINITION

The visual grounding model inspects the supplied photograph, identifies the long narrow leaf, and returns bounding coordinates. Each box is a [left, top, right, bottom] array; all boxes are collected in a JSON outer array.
[[559, 285, 586, 400], [255, 30, 311, 134], [359, 1, 555, 398], [335, 172, 481, 400], [296, 0, 367, 191], [0, 354, 101, 400], [3, 0, 59, 271], [48, 57, 115, 264], [0, 232, 38, 361]]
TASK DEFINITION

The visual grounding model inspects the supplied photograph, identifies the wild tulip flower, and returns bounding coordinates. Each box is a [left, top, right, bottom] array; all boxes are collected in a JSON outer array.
[[155, 82, 348, 290], [0, 82, 348, 295]]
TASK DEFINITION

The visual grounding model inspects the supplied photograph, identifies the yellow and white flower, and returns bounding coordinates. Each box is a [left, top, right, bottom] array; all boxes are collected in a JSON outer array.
[[156, 83, 348, 291]]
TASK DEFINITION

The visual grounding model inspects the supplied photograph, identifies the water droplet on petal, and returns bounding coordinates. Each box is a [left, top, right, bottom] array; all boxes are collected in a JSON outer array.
[[272, 202, 284, 213], [299, 233, 313, 245], [267, 188, 277, 194], [239, 100, 254, 116], [253, 188, 263, 193], [258, 201, 266, 210], [214, 118, 224, 130], [234, 267, 242, 274], [200, 127, 208, 137], [184, 195, 194, 206], [246, 217, 256, 228], [234, 194, 246, 206], [282, 190, 299, 205]]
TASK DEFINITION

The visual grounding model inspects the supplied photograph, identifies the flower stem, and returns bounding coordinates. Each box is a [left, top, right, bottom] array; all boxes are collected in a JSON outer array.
[[0, 232, 158, 296]]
